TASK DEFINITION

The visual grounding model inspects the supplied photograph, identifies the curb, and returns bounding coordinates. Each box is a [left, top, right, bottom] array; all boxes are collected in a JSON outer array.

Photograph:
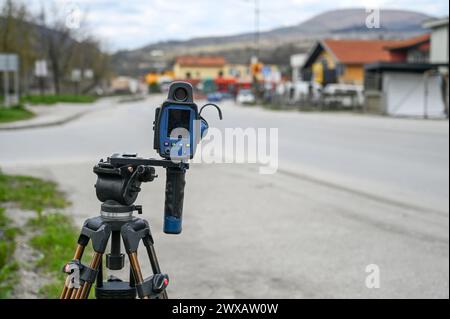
[[0, 95, 146, 131], [0, 109, 91, 131]]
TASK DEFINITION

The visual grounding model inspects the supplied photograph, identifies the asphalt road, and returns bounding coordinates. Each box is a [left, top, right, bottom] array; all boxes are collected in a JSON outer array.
[[0, 95, 448, 298]]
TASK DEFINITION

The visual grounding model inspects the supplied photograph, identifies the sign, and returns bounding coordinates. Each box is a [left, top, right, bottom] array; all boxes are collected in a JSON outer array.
[[0, 54, 19, 72], [34, 60, 48, 77], [71, 69, 82, 82], [84, 69, 94, 79]]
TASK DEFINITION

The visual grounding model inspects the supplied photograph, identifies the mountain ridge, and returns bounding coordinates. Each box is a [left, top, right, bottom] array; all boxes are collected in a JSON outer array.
[[112, 8, 433, 75]]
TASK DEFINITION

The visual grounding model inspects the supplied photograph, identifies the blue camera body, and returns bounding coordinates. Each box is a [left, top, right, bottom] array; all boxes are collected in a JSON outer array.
[[157, 104, 198, 160], [154, 82, 209, 162]]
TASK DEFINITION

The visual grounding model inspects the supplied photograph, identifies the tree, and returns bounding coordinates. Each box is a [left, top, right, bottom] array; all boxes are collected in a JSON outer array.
[[69, 37, 111, 94], [0, 0, 37, 94], [37, 3, 111, 95], [37, 6, 77, 95]]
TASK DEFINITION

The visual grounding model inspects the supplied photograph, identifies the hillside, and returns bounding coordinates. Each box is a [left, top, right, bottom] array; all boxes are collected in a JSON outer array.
[[112, 8, 432, 76]]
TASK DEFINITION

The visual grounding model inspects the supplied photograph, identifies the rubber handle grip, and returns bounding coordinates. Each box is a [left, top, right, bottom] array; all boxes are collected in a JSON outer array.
[[163, 168, 186, 234]]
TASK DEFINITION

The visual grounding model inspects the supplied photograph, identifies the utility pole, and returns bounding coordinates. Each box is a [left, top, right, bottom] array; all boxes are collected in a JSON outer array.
[[254, 0, 260, 60]]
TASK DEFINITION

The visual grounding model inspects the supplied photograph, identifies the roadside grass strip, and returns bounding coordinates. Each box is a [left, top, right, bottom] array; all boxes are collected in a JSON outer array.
[[0, 170, 85, 298]]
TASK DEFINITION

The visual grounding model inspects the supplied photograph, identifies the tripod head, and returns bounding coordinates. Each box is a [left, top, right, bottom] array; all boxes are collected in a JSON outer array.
[[94, 153, 188, 233]]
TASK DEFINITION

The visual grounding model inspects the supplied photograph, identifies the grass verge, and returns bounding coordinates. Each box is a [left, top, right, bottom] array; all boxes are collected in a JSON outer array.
[[27, 213, 84, 298], [22, 95, 97, 105], [0, 171, 69, 213], [0, 207, 19, 298], [0, 169, 79, 298], [0, 105, 35, 123]]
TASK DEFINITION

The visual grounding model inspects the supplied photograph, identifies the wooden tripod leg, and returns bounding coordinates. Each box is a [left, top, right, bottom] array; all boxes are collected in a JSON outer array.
[[60, 244, 86, 299], [128, 252, 149, 299], [76, 252, 103, 299]]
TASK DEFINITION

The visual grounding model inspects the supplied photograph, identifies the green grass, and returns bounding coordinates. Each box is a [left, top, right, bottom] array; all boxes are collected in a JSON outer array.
[[0, 171, 75, 298], [27, 212, 83, 298], [22, 95, 97, 105], [0, 105, 35, 123], [0, 171, 69, 213], [0, 207, 19, 298]]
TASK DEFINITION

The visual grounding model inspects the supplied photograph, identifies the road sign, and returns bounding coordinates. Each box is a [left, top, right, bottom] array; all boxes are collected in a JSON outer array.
[[84, 69, 94, 79], [71, 69, 82, 82], [35, 60, 48, 77], [0, 53, 20, 107], [0, 54, 19, 72]]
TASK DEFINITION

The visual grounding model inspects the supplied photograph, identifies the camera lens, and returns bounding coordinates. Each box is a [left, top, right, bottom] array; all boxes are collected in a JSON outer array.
[[173, 87, 188, 102]]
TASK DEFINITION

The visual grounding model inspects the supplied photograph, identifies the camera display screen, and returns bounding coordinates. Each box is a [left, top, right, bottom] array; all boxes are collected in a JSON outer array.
[[167, 109, 191, 138]]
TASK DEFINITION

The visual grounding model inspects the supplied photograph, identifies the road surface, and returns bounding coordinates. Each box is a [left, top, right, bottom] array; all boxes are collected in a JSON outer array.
[[0, 95, 448, 298]]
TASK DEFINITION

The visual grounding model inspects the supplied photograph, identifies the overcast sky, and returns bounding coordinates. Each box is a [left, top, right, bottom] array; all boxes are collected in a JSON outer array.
[[20, 0, 450, 51]]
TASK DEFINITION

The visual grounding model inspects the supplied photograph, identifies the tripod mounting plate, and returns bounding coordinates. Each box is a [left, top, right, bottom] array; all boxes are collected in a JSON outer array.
[[100, 201, 141, 221]]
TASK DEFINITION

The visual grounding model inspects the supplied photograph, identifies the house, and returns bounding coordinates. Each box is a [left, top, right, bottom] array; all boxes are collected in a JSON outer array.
[[301, 39, 401, 86], [224, 64, 251, 81], [364, 63, 446, 117], [290, 54, 307, 82], [423, 17, 449, 67], [110, 76, 139, 94], [384, 34, 430, 63], [364, 30, 448, 118], [173, 56, 226, 80], [423, 17, 449, 115]]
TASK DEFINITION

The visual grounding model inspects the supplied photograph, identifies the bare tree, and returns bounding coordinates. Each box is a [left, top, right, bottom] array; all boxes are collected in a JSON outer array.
[[0, 0, 37, 94], [37, 3, 111, 95], [37, 5, 78, 95], [70, 38, 111, 93]]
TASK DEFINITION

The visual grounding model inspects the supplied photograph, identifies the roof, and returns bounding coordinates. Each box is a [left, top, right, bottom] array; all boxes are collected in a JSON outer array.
[[365, 62, 441, 73], [175, 56, 226, 67], [423, 17, 449, 29], [384, 34, 430, 51], [322, 39, 398, 64]]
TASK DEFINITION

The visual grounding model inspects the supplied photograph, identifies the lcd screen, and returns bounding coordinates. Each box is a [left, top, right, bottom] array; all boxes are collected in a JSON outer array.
[[167, 109, 190, 138]]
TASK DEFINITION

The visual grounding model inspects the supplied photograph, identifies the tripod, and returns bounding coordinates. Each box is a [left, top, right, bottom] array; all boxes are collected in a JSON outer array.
[[60, 154, 188, 299]]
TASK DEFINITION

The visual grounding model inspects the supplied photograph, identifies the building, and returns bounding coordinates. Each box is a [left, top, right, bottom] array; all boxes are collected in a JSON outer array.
[[110, 76, 139, 94], [301, 39, 396, 85], [384, 34, 430, 63], [224, 64, 251, 81], [173, 56, 226, 80], [301, 37, 432, 86], [363, 21, 448, 118], [423, 17, 449, 115], [290, 54, 307, 82], [364, 63, 446, 118], [423, 17, 449, 67]]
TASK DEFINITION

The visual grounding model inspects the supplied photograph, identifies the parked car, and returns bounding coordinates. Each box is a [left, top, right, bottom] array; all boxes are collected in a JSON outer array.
[[219, 92, 234, 100], [207, 92, 223, 102], [237, 89, 255, 105]]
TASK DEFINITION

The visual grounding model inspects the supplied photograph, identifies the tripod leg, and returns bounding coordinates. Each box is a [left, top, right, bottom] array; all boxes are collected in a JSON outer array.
[[122, 219, 169, 299], [143, 235, 168, 299], [77, 252, 103, 299], [61, 244, 86, 299], [61, 217, 111, 299], [128, 252, 148, 299]]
